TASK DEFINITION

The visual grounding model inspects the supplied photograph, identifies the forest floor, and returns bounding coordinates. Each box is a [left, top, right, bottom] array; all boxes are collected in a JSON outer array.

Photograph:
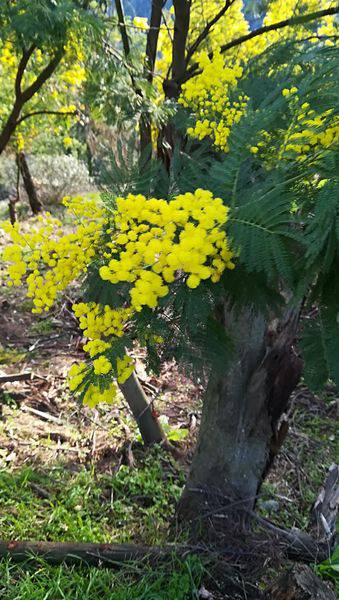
[[0, 207, 337, 599]]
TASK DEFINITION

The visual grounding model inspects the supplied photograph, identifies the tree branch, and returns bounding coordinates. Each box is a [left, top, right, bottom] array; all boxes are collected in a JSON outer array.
[[21, 50, 64, 104], [183, 6, 339, 83], [144, 0, 166, 84], [114, 0, 131, 57], [0, 48, 64, 156], [16, 109, 77, 126], [185, 0, 234, 64], [0, 540, 167, 568], [15, 45, 36, 98], [164, 0, 191, 99]]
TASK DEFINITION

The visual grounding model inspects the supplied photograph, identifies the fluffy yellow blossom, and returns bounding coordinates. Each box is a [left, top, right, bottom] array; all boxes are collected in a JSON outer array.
[[68, 362, 88, 392], [1, 194, 105, 313], [181, 53, 247, 152], [93, 355, 112, 375], [63, 136, 73, 148], [99, 189, 234, 310], [83, 383, 117, 409], [117, 355, 134, 384], [177, 0, 337, 153]]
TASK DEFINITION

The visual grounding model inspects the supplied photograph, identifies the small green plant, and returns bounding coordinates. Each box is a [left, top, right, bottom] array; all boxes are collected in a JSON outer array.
[[29, 318, 55, 335], [0, 345, 26, 364], [315, 546, 339, 593]]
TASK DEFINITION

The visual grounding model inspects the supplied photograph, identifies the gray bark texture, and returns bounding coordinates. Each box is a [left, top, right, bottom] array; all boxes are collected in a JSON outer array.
[[178, 305, 302, 523]]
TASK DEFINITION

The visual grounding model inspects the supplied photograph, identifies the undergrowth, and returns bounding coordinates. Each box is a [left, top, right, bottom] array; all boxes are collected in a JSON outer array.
[[0, 448, 184, 545]]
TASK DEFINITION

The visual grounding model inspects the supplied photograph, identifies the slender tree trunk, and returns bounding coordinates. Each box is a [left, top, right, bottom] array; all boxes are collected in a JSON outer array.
[[8, 155, 21, 224], [0, 102, 22, 156], [119, 371, 166, 446], [139, 0, 166, 160], [158, 0, 191, 169], [178, 305, 302, 533], [17, 152, 43, 214]]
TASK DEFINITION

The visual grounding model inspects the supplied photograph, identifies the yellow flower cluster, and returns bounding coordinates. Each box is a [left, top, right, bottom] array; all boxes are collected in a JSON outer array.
[[99, 189, 234, 311], [93, 355, 112, 375], [3, 189, 234, 408], [2, 194, 105, 313], [72, 303, 131, 339], [180, 53, 247, 152], [175, 0, 337, 154], [68, 363, 118, 408], [156, 1, 251, 97], [83, 383, 117, 408], [117, 355, 135, 384], [72, 302, 134, 385], [133, 16, 149, 30], [280, 90, 339, 159], [263, 0, 337, 47]]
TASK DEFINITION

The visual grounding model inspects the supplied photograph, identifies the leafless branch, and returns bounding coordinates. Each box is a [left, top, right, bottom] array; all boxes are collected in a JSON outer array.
[[15, 45, 36, 98], [16, 109, 77, 126]]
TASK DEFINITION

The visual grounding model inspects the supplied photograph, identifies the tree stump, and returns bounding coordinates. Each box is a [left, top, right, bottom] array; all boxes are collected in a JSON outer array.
[[268, 565, 336, 600]]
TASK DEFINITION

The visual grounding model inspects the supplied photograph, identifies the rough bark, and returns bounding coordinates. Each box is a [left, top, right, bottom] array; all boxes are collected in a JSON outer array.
[[178, 305, 302, 528], [17, 152, 43, 214], [119, 371, 166, 446]]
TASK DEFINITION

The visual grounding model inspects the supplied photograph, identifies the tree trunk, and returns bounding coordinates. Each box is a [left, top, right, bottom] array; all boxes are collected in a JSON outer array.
[[0, 102, 22, 156], [139, 0, 166, 161], [157, 0, 191, 169], [17, 152, 43, 214], [119, 371, 166, 446], [178, 305, 302, 533]]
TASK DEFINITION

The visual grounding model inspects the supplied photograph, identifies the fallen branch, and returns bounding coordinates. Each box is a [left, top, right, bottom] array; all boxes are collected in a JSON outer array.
[[251, 465, 338, 562], [0, 540, 179, 568], [249, 512, 332, 563], [21, 405, 62, 424], [0, 372, 32, 383]]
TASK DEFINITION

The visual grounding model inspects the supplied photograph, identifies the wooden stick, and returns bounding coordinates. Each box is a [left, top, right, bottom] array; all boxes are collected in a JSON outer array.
[[0, 373, 32, 383], [21, 406, 62, 424], [0, 540, 169, 568]]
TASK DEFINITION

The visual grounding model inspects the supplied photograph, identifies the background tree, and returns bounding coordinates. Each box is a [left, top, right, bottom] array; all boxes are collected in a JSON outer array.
[[0, 0, 97, 157]]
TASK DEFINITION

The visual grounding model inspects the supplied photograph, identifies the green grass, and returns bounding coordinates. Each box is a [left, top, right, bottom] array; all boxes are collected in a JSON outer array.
[[315, 546, 339, 596], [29, 317, 55, 335], [0, 555, 205, 599], [0, 448, 184, 545], [0, 448, 198, 598], [260, 408, 337, 530]]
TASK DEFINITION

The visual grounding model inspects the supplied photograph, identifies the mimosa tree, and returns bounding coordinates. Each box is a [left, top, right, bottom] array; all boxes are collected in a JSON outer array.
[[2, 0, 338, 560]]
